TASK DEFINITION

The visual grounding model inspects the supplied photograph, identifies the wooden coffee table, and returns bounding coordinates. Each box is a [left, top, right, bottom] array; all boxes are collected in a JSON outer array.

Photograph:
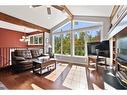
[[32, 58, 56, 75]]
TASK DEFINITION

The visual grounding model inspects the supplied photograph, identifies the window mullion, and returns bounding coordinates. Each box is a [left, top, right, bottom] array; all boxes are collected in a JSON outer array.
[[61, 34, 63, 55], [84, 31, 87, 56], [71, 20, 74, 56]]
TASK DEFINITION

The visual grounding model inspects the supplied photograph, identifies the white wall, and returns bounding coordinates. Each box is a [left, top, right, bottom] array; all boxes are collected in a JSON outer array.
[[55, 55, 87, 64], [106, 15, 127, 39], [44, 32, 50, 54]]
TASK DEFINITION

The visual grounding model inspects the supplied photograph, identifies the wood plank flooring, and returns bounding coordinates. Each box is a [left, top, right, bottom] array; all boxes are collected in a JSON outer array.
[[0, 62, 125, 90]]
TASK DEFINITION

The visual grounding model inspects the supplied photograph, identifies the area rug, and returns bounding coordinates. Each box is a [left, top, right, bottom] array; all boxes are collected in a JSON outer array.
[[63, 65, 88, 90], [92, 83, 102, 90], [0, 82, 7, 90], [44, 63, 68, 81], [31, 83, 44, 90], [92, 82, 116, 90]]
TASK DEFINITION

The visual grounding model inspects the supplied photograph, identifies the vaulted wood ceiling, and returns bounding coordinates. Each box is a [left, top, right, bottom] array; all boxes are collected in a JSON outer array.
[[0, 5, 113, 33]]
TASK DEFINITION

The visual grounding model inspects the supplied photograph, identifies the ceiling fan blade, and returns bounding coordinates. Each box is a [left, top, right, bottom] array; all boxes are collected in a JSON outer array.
[[51, 5, 64, 11], [47, 7, 51, 15], [32, 5, 42, 8]]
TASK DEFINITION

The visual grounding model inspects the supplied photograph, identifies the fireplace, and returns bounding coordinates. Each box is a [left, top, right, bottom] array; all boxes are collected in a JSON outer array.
[[115, 31, 127, 88]]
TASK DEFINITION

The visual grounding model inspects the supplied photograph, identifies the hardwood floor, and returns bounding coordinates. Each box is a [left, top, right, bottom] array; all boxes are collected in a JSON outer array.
[[0, 62, 125, 90]]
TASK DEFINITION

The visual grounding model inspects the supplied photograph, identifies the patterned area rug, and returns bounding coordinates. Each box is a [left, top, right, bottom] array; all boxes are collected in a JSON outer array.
[[63, 65, 88, 90], [45, 63, 68, 81], [0, 82, 7, 90]]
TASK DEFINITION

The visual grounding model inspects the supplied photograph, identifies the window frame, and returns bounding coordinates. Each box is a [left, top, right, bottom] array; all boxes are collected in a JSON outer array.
[[73, 28, 101, 56], [53, 31, 71, 55], [74, 31, 86, 56], [52, 20, 102, 57], [28, 33, 43, 45]]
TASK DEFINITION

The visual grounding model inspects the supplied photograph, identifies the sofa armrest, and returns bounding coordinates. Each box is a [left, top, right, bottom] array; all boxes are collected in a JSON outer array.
[[14, 56, 26, 61]]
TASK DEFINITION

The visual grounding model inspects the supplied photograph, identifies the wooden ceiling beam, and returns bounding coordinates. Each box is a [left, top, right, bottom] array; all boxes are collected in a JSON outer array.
[[110, 5, 120, 22], [52, 5, 73, 20], [61, 5, 73, 20], [0, 12, 50, 33], [51, 5, 64, 11]]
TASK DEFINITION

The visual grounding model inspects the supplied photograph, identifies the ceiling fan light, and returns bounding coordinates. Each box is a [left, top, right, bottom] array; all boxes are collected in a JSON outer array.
[[25, 38, 29, 42], [19, 38, 24, 42], [22, 36, 26, 39]]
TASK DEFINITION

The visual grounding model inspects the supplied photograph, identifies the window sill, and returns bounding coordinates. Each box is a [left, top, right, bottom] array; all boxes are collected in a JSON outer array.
[[55, 54, 87, 58]]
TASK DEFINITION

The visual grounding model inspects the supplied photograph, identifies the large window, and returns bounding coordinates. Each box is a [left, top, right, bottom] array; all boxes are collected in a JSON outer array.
[[53, 22, 71, 55], [54, 22, 71, 33], [53, 21, 101, 56], [73, 21, 99, 30], [74, 32, 86, 56], [54, 35, 61, 54], [53, 32, 71, 55], [86, 29, 100, 42], [74, 29, 100, 56], [63, 32, 70, 55]]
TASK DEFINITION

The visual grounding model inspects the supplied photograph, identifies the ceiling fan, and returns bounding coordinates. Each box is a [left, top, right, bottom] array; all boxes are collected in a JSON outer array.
[[30, 5, 73, 20], [31, 5, 65, 15]]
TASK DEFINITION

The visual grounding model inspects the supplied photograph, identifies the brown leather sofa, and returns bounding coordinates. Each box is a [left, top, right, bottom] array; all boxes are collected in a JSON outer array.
[[11, 49, 46, 72]]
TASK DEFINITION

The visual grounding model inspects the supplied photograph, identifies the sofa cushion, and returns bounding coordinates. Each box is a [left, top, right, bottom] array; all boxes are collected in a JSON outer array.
[[24, 50, 32, 59], [14, 56, 25, 61], [15, 50, 32, 59], [31, 50, 41, 58], [18, 59, 36, 64], [15, 50, 26, 57]]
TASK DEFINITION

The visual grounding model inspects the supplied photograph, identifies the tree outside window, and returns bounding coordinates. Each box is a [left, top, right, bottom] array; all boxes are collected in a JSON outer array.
[[62, 32, 71, 55], [74, 32, 86, 56], [53, 21, 101, 56], [54, 35, 61, 54], [86, 30, 100, 42]]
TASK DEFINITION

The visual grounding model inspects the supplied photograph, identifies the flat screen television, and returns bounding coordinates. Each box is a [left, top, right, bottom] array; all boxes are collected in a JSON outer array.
[[87, 42, 100, 55], [87, 40, 110, 57]]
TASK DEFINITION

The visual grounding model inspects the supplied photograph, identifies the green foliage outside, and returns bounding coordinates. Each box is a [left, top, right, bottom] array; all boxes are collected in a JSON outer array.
[[62, 32, 71, 55], [54, 30, 100, 56], [87, 30, 100, 43], [75, 32, 85, 56], [54, 35, 61, 54]]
